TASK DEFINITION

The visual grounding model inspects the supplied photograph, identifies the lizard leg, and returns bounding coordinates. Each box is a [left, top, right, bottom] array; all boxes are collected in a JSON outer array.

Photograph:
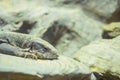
[[29, 42, 58, 60], [18, 51, 38, 59]]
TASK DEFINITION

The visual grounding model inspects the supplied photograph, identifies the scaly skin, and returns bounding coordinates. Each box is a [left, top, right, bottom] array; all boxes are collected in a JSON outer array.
[[0, 32, 58, 60]]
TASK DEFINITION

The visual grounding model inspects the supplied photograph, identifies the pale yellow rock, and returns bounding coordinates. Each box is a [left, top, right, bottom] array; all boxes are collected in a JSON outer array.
[[103, 22, 120, 31], [0, 54, 91, 77], [103, 22, 120, 37], [74, 36, 120, 77]]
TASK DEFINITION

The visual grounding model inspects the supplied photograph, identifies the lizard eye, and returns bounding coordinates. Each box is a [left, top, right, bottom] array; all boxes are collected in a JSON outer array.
[[31, 42, 48, 53], [39, 47, 47, 53]]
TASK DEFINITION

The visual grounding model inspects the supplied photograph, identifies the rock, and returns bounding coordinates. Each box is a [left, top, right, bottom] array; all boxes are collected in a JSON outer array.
[[79, 0, 119, 21], [0, 54, 92, 80], [102, 22, 120, 39], [74, 35, 120, 78], [43, 0, 119, 22]]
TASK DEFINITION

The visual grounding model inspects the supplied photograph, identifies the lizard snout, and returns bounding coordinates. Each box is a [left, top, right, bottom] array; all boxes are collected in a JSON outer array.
[[43, 52, 59, 60]]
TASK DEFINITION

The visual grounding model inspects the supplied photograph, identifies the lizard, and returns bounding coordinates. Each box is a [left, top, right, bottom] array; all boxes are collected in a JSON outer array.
[[0, 32, 58, 60], [102, 22, 120, 39]]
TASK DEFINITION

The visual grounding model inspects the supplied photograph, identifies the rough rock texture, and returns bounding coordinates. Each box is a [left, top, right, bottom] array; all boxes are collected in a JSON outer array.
[[0, 54, 92, 80], [74, 36, 120, 78], [38, 0, 119, 22]]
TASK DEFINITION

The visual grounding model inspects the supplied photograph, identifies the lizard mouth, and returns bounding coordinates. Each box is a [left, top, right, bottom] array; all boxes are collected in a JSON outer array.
[[42, 57, 58, 60], [42, 52, 59, 60], [38, 56, 58, 60]]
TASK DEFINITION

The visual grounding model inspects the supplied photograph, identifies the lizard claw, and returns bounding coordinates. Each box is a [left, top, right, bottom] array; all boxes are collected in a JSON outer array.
[[29, 51, 45, 59], [17, 52, 38, 60], [24, 53, 38, 60]]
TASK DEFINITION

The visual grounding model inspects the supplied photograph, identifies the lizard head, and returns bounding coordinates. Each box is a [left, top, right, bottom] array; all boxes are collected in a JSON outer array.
[[102, 22, 120, 39], [30, 39, 59, 60]]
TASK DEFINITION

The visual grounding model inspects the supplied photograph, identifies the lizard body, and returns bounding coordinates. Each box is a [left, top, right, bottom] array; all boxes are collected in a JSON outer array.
[[0, 32, 58, 60]]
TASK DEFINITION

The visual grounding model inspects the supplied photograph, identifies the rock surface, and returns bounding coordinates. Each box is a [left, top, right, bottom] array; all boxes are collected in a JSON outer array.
[[74, 36, 120, 78], [0, 54, 92, 80]]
